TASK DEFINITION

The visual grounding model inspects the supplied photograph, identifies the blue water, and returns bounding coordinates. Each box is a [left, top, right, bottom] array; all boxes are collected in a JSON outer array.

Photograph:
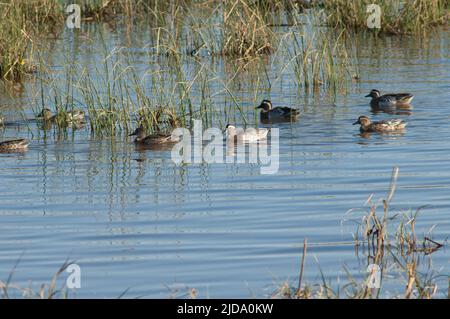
[[0, 25, 448, 298]]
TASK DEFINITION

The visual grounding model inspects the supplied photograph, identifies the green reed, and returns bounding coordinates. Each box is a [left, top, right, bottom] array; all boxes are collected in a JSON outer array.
[[283, 27, 357, 95]]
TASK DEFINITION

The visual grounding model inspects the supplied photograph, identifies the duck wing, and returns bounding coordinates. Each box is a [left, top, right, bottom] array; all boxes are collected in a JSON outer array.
[[374, 119, 407, 130], [0, 138, 29, 148], [145, 133, 179, 144], [237, 128, 269, 142], [257, 128, 269, 139], [382, 93, 413, 102], [272, 107, 300, 117]]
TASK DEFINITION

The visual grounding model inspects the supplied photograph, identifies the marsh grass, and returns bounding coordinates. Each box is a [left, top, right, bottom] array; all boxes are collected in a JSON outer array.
[[29, 20, 258, 137], [273, 167, 445, 299], [0, 258, 73, 299], [0, 0, 63, 81], [0, 0, 188, 81], [2, 0, 448, 81], [323, 0, 450, 35], [221, 0, 274, 57], [275, 7, 359, 95], [287, 30, 352, 93]]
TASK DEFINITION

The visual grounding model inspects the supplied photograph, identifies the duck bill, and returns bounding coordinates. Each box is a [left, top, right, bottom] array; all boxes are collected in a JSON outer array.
[[364, 94, 371, 97], [128, 132, 137, 136], [352, 121, 359, 125], [255, 105, 263, 109]]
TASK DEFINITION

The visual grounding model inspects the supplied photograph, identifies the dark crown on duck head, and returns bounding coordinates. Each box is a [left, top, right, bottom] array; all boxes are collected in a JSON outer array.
[[256, 100, 272, 111], [129, 126, 146, 138], [365, 89, 380, 98]]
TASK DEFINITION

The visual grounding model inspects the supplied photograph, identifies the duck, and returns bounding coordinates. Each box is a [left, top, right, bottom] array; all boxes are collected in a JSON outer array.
[[37, 108, 85, 124], [365, 89, 414, 108], [225, 124, 269, 142], [0, 138, 29, 152], [128, 126, 180, 145], [256, 100, 300, 121], [353, 116, 407, 132]]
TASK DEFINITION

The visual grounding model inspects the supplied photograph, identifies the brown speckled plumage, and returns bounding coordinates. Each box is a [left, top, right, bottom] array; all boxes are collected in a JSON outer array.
[[353, 116, 407, 132]]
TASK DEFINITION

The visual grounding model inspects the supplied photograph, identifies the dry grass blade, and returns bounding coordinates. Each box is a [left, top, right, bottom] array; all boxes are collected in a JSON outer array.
[[296, 238, 308, 297], [386, 166, 399, 204]]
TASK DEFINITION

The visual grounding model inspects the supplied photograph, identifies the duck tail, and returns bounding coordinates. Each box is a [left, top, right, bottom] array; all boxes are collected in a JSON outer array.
[[19, 139, 30, 147], [398, 94, 414, 104], [291, 109, 301, 116]]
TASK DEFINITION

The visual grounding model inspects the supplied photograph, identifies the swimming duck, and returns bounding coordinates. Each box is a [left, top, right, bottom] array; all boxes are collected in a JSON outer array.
[[256, 100, 300, 121], [0, 138, 29, 152], [37, 108, 85, 124], [225, 124, 269, 142], [365, 89, 414, 108], [129, 126, 180, 145], [353, 116, 407, 132]]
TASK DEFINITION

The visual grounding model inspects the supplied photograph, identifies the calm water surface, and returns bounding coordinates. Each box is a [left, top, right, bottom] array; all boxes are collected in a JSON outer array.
[[0, 25, 449, 298]]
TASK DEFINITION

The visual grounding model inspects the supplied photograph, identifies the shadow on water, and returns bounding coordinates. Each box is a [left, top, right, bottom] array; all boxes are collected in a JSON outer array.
[[370, 105, 413, 116]]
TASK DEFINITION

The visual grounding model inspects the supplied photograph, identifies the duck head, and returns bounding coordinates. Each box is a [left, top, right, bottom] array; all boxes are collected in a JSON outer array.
[[353, 116, 371, 127], [129, 126, 147, 141], [225, 124, 237, 136], [37, 108, 54, 120], [365, 89, 381, 98], [256, 100, 273, 112]]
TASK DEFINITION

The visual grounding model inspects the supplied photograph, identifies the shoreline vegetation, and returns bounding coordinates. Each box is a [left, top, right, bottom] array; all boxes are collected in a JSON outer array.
[[1, 0, 447, 136], [1, 0, 449, 80], [0, 168, 446, 299]]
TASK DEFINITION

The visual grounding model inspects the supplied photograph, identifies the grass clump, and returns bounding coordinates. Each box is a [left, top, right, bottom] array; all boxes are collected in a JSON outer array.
[[0, 0, 63, 81], [0, 259, 74, 299], [221, 0, 274, 57], [323, 0, 450, 35], [286, 30, 356, 93]]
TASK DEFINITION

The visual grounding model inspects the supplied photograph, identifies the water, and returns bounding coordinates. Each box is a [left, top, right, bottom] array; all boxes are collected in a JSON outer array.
[[0, 24, 449, 298]]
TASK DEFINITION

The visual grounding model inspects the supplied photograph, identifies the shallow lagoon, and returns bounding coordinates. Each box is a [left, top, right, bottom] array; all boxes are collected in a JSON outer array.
[[0, 20, 449, 297]]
